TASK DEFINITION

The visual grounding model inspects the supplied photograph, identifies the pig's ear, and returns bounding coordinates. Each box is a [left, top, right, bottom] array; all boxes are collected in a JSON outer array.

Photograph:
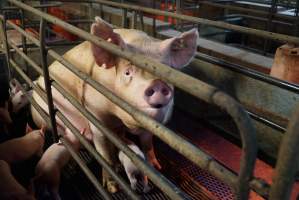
[[91, 17, 125, 68], [160, 28, 198, 69]]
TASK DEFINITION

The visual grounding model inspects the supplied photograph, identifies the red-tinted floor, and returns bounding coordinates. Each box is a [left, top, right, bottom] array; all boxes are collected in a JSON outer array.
[[171, 111, 299, 200]]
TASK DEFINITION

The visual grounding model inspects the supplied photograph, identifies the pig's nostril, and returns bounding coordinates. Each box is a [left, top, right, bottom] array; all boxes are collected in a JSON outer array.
[[161, 88, 169, 96], [145, 89, 155, 97]]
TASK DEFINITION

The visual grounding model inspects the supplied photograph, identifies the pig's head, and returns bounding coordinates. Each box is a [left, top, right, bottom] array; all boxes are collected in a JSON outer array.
[[91, 17, 198, 127]]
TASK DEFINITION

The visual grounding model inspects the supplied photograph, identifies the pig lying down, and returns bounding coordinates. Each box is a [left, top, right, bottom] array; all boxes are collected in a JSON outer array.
[[31, 17, 198, 193]]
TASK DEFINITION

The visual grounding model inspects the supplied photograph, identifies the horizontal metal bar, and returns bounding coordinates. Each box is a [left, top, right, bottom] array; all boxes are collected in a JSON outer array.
[[200, 1, 295, 21], [2, 5, 257, 199], [8, 59, 112, 200], [57, 0, 299, 44], [194, 53, 299, 94], [268, 103, 299, 200], [2, 2, 62, 10], [7, 41, 141, 200]]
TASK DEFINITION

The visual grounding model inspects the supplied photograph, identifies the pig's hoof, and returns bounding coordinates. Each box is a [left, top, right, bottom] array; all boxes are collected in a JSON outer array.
[[107, 181, 118, 193]]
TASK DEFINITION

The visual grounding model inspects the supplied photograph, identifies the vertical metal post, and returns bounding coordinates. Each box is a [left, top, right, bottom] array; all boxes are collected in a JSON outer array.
[[176, 0, 182, 31], [121, 0, 128, 28], [19, 0, 28, 73], [89, 2, 94, 21], [152, 0, 157, 37], [268, 104, 299, 200], [99, 3, 104, 18], [263, 0, 277, 54], [139, 11, 144, 31], [132, 10, 137, 29], [0, 15, 11, 81], [294, 0, 299, 36], [39, 18, 59, 142]]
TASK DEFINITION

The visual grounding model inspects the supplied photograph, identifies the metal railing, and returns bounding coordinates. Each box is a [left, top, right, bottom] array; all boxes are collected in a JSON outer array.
[[268, 103, 299, 200], [4, 0, 296, 199]]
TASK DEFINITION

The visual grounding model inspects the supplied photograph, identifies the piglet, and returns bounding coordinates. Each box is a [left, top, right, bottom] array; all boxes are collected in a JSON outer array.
[[33, 128, 84, 200], [0, 159, 35, 200], [0, 128, 45, 164], [9, 79, 31, 113], [119, 144, 151, 193]]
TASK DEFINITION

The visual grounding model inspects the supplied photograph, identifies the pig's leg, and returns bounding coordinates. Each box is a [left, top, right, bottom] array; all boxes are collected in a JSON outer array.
[[139, 131, 161, 170], [91, 123, 119, 193]]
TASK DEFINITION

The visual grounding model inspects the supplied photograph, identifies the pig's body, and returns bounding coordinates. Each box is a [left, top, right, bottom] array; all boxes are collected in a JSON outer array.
[[0, 129, 45, 164], [31, 17, 198, 192], [0, 160, 35, 200], [33, 143, 71, 200]]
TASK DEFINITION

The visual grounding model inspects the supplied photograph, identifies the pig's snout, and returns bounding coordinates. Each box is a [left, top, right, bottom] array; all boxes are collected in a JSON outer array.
[[144, 80, 172, 108]]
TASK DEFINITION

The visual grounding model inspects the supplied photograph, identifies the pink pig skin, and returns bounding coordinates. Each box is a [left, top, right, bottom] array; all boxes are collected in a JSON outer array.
[[0, 160, 35, 200], [31, 17, 198, 193], [0, 129, 45, 164]]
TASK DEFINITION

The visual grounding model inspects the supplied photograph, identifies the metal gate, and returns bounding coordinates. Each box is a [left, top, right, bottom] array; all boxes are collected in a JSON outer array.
[[0, 0, 299, 199]]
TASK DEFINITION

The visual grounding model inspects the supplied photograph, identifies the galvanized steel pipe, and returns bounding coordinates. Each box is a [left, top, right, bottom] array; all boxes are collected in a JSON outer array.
[[268, 104, 299, 200]]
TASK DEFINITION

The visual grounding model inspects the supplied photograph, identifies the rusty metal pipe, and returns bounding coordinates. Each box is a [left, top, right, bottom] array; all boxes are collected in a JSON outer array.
[[268, 104, 299, 200], [3, 5, 257, 198], [56, 0, 299, 44]]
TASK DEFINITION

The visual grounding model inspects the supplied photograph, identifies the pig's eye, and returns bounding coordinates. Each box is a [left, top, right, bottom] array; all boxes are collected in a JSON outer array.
[[124, 68, 133, 76]]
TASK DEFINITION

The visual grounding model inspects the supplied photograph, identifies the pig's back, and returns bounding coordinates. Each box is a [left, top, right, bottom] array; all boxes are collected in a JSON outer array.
[[40, 42, 95, 100]]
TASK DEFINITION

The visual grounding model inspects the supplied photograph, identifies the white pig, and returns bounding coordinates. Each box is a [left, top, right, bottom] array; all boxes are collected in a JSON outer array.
[[119, 143, 151, 193], [9, 79, 31, 113], [31, 16, 198, 192]]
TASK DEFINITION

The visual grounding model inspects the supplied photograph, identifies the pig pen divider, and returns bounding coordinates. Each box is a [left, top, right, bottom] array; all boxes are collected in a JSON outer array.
[[0, 1, 274, 199]]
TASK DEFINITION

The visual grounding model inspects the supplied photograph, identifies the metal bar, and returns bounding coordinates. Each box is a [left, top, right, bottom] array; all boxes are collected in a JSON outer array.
[[121, 8, 128, 28], [59, 138, 113, 200], [8, 60, 113, 200], [7, 43, 140, 200], [194, 53, 299, 94], [139, 11, 144, 31], [268, 104, 299, 200], [199, 1, 295, 21], [0, 15, 11, 80], [152, 0, 157, 37], [3, 14, 269, 199], [19, 1, 28, 73], [263, 0, 278, 55], [132, 10, 137, 29], [2, 2, 62, 10], [8, 46, 188, 200], [2, 4, 257, 199], [294, 0, 299, 36], [55, 0, 299, 44], [39, 18, 59, 142]]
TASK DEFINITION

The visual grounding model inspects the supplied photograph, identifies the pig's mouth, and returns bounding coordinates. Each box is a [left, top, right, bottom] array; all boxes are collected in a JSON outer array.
[[141, 104, 168, 122]]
